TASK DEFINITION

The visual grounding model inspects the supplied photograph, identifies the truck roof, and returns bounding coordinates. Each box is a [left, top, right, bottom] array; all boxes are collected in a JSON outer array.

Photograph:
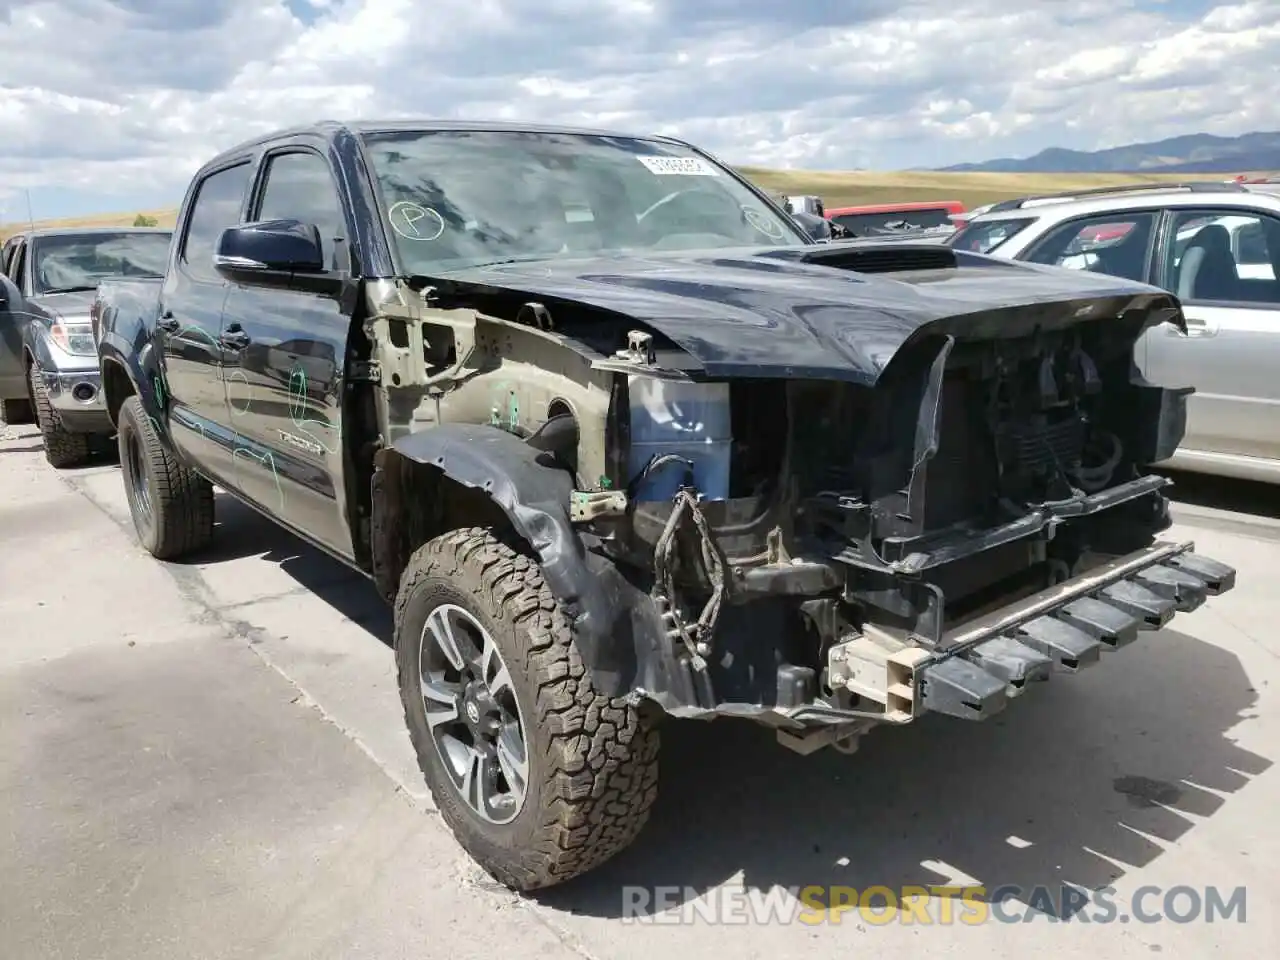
[[5, 226, 172, 241], [212, 118, 684, 161]]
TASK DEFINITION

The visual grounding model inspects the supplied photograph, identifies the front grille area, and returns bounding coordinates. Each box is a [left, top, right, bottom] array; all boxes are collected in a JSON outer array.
[[995, 414, 1085, 476]]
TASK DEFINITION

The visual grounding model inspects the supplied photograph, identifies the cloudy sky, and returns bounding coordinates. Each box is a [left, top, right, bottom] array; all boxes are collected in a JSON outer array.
[[2, 0, 1279, 221]]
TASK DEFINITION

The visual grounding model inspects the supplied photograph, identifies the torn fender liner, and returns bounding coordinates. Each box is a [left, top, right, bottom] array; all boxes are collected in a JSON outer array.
[[382, 424, 656, 696]]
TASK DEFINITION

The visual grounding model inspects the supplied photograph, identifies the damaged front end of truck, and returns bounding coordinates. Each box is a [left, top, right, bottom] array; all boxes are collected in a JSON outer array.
[[362, 242, 1237, 756]]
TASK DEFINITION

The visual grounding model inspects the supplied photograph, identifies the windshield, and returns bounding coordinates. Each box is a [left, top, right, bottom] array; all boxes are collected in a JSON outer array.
[[360, 129, 807, 274], [948, 216, 1038, 254], [31, 232, 172, 295]]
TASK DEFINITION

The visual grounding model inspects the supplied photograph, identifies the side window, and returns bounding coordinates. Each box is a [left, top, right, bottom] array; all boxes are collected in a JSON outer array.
[[1023, 212, 1157, 282], [181, 162, 252, 281], [254, 151, 348, 270], [10, 242, 28, 294], [1167, 210, 1280, 305]]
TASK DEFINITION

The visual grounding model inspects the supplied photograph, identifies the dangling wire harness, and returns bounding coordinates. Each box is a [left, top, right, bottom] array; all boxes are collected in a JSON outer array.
[[633, 454, 728, 673]]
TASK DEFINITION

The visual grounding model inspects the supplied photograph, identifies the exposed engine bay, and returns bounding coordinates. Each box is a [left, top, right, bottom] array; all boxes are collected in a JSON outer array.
[[361, 248, 1234, 755]]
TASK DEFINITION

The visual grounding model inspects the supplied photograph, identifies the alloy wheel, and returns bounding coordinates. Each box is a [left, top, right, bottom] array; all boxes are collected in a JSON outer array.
[[418, 603, 530, 824]]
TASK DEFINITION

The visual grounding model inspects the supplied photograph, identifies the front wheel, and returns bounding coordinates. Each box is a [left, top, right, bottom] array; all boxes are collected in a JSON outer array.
[[28, 363, 90, 468], [117, 395, 215, 559], [395, 527, 661, 891]]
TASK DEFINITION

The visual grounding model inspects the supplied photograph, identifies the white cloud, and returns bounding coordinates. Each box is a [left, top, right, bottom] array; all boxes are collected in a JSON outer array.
[[1, 0, 1279, 216]]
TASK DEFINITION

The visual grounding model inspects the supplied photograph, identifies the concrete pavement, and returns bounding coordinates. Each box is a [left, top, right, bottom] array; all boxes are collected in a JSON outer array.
[[2, 418, 1276, 958]]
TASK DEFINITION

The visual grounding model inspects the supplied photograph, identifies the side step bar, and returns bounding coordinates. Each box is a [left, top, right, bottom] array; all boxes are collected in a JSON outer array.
[[918, 542, 1235, 721]]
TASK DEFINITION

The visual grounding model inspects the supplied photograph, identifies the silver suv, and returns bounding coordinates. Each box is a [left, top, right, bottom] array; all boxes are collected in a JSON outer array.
[[949, 182, 1280, 485]]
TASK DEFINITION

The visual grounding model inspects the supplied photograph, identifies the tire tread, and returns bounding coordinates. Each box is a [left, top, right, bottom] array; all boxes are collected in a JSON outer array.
[[395, 527, 660, 891], [28, 364, 90, 468], [119, 395, 214, 559]]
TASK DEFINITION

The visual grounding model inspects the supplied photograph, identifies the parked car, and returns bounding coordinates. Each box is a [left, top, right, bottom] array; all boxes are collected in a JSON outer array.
[[825, 200, 964, 237], [948, 202, 994, 230], [0, 226, 172, 463], [947, 181, 1280, 485], [96, 119, 1234, 893]]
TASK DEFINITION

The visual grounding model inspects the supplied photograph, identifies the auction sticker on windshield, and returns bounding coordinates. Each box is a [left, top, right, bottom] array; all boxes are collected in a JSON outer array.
[[637, 156, 720, 176]]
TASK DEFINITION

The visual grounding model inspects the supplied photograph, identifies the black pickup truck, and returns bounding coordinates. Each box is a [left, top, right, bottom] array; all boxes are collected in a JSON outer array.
[[95, 119, 1236, 892]]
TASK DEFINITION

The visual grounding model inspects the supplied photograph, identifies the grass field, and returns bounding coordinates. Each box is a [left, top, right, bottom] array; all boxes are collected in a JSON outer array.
[[737, 168, 1274, 209], [4, 169, 1273, 241], [1, 207, 178, 242]]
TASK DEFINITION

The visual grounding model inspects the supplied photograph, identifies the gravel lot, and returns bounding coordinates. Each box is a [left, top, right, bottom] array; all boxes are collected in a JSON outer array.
[[2, 419, 1276, 959]]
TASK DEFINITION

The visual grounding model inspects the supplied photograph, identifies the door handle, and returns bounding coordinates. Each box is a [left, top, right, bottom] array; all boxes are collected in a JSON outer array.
[[1177, 316, 1219, 338]]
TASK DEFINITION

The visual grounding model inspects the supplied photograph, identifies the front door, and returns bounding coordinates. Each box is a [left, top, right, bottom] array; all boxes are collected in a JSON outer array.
[[219, 146, 354, 557], [156, 160, 254, 481], [1143, 207, 1280, 472]]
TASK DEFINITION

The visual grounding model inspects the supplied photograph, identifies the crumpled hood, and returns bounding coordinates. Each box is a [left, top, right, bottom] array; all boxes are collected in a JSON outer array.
[[435, 245, 1178, 384]]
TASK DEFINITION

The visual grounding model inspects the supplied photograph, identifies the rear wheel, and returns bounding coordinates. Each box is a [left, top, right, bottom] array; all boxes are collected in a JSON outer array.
[[395, 527, 661, 891], [28, 362, 90, 468], [117, 395, 214, 559], [0, 398, 33, 425]]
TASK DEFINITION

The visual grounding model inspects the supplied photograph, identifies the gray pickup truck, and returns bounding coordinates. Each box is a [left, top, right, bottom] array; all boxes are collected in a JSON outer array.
[[0, 226, 171, 465], [96, 119, 1236, 893]]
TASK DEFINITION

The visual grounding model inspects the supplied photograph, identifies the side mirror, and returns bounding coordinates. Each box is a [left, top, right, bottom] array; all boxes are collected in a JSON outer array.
[[792, 211, 834, 243], [214, 220, 326, 281]]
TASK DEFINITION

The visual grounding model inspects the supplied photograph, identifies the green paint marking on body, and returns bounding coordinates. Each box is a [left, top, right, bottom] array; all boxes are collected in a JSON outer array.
[[231, 438, 286, 512], [287, 364, 341, 455]]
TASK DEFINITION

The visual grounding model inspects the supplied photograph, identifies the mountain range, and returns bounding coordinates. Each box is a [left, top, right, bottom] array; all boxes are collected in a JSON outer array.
[[939, 131, 1280, 174]]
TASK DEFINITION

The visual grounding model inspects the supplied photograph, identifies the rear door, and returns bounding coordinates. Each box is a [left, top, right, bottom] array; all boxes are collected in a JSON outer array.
[[1143, 207, 1280, 469], [157, 159, 254, 483], [218, 142, 355, 556]]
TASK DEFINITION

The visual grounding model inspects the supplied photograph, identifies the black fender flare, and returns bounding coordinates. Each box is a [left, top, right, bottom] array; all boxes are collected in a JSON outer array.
[[372, 423, 682, 701], [98, 331, 166, 431]]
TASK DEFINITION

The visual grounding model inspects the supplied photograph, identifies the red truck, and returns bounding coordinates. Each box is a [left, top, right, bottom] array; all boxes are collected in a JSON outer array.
[[825, 200, 966, 236]]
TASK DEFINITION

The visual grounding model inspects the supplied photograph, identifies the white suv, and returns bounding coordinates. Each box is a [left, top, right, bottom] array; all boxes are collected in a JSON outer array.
[[949, 182, 1280, 485]]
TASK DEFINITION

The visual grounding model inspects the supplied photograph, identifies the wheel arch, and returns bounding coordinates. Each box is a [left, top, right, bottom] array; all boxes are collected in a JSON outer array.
[[97, 335, 166, 434], [100, 356, 137, 428], [370, 423, 662, 697]]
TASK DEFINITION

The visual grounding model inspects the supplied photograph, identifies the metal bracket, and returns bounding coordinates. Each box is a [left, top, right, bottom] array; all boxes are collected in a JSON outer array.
[[826, 629, 929, 721], [570, 489, 629, 522], [614, 329, 656, 365]]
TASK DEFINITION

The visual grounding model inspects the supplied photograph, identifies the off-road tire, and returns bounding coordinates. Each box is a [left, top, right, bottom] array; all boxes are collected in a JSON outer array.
[[395, 527, 661, 892], [0, 397, 33, 425], [117, 395, 215, 559], [28, 362, 90, 468]]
